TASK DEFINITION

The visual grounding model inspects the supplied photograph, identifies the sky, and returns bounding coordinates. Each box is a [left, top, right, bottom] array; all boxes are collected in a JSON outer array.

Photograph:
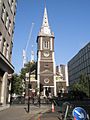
[[12, 0, 90, 73]]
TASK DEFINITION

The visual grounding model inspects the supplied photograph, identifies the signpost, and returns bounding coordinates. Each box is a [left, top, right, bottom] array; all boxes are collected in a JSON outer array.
[[72, 107, 87, 120]]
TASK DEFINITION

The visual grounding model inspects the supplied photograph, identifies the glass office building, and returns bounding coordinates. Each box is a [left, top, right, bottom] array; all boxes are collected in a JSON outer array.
[[68, 42, 90, 85]]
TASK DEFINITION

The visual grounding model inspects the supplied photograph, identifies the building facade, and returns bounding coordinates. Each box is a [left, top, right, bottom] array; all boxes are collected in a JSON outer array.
[[0, 0, 17, 105], [37, 6, 56, 97], [25, 71, 37, 98], [60, 64, 66, 80], [68, 42, 90, 85], [56, 65, 68, 94]]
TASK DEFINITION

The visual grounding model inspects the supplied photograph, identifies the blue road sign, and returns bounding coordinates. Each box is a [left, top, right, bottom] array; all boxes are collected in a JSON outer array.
[[72, 107, 87, 120]]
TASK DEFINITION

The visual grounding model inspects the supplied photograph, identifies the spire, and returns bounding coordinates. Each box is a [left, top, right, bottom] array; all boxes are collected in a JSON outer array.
[[38, 4, 54, 36], [42, 7, 49, 28]]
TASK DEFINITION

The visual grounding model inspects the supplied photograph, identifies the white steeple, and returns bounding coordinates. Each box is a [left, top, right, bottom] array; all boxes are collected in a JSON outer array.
[[38, 6, 54, 36], [42, 7, 49, 28]]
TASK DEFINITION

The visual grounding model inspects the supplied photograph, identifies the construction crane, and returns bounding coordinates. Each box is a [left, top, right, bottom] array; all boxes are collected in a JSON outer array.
[[23, 23, 34, 67]]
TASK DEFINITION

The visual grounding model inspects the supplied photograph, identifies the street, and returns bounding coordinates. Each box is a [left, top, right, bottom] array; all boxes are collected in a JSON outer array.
[[0, 105, 51, 120], [0, 101, 90, 120]]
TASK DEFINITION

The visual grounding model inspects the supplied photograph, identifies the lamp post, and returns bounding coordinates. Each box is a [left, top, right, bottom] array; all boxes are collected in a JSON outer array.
[[27, 62, 31, 113]]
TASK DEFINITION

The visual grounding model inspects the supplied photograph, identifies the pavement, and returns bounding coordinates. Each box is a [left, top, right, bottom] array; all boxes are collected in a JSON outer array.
[[0, 104, 10, 111], [0, 104, 55, 120], [40, 110, 61, 120]]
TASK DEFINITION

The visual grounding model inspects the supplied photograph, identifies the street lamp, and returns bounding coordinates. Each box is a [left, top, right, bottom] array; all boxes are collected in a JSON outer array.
[[27, 62, 31, 113]]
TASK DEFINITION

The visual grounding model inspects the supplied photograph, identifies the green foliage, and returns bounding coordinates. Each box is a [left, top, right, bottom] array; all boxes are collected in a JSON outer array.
[[20, 61, 37, 80], [69, 74, 90, 97], [11, 62, 37, 95], [11, 74, 23, 95]]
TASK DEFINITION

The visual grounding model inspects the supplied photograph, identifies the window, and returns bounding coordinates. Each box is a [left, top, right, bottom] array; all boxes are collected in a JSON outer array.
[[1, 3, 6, 22], [13, 13, 16, 22], [0, 32, 2, 51], [6, 44, 9, 60], [44, 64, 49, 68], [5, 12, 9, 29], [8, 0, 12, 6], [11, 0, 14, 13], [88, 52, 90, 59], [43, 41, 49, 49], [9, 51, 12, 62], [8, 20, 11, 35], [2, 38, 6, 56]]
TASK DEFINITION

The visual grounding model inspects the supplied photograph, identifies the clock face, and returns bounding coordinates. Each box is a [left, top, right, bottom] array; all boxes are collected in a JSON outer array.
[[44, 27, 50, 34], [44, 78, 50, 84], [43, 51, 50, 57]]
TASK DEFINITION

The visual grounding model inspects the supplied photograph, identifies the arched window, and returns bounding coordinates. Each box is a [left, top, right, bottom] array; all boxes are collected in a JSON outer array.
[[43, 41, 49, 49]]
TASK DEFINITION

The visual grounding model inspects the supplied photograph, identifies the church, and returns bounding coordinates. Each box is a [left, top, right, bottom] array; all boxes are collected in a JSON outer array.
[[37, 6, 56, 96], [36, 6, 67, 97], [25, 5, 67, 98]]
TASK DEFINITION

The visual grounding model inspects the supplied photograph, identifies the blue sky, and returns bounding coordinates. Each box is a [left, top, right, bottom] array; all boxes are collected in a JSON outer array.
[[12, 0, 90, 73]]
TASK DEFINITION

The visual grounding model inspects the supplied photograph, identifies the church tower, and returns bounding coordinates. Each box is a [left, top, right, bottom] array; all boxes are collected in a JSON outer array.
[[37, 6, 56, 96]]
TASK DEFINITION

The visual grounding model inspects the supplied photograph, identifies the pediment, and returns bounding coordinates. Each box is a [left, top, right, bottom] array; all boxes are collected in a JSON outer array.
[[41, 69, 53, 74]]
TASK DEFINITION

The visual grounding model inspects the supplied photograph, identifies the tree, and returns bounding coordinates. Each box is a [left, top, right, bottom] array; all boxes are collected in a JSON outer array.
[[11, 74, 23, 95], [79, 74, 90, 97], [11, 61, 37, 96], [20, 61, 37, 80], [69, 74, 90, 98]]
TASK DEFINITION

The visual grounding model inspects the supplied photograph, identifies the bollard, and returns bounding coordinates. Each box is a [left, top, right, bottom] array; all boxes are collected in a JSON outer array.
[[52, 102, 55, 112]]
